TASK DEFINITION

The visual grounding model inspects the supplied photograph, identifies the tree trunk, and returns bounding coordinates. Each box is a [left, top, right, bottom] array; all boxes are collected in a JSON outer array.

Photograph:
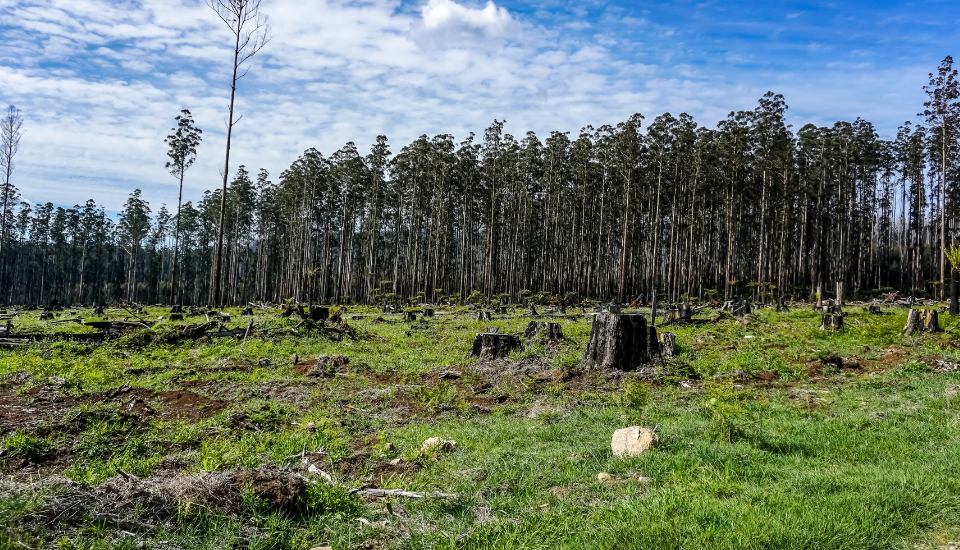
[[922, 310, 940, 333], [951, 268, 959, 316], [582, 313, 650, 370], [819, 314, 844, 332]]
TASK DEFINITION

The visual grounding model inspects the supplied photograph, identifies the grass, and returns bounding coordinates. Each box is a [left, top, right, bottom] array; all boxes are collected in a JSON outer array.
[[1, 303, 960, 548]]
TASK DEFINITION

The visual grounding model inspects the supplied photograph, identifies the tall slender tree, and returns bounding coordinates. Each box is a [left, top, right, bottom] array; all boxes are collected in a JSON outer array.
[[920, 56, 960, 299], [207, 0, 271, 306], [0, 105, 24, 303], [165, 109, 202, 305]]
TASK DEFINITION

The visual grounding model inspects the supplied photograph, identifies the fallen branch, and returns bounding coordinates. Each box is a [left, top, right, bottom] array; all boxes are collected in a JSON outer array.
[[348, 488, 458, 498]]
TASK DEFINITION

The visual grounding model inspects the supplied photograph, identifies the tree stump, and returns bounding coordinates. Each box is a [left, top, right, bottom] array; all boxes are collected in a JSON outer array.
[[658, 331, 676, 360], [904, 309, 921, 335], [733, 301, 751, 317], [582, 313, 650, 370], [922, 310, 940, 333], [819, 314, 844, 332], [476, 311, 492, 322], [242, 306, 254, 316], [94, 306, 104, 316], [496, 306, 507, 315], [523, 321, 564, 341], [280, 306, 294, 318], [529, 305, 538, 315], [403, 311, 417, 322], [170, 313, 184, 321], [310, 306, 329, 322], [470, 333, 521, 360], [868, 305, 881, 315], [424, 308, 434, 317]]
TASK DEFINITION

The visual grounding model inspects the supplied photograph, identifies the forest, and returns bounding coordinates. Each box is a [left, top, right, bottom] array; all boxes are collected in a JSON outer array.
[[1, 58, 958, 308]]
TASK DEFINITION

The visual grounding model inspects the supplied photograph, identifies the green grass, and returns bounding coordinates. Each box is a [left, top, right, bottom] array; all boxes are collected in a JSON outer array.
[[2, 304, 960, 548]]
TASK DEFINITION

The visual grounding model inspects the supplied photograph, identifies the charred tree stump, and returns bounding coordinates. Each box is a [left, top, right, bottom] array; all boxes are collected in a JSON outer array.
[[523, 321, 564, 341], [582, 313, 649, 370], [868, 305, 882, 315], [922, 310, 941, 332], [732, 301, 751, 317], [242, 306, 254, 316], [94, 306, 104, 316], [310, 306, 329, 322], [470, 332, 521, 360], [424, 308, 434, 317], [819, 314, 844, 332]]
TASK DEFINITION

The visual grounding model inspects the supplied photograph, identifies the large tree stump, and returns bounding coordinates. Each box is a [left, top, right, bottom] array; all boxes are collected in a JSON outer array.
[[528, 304, 538, 315], [310, 306, 329, 322], [678, 304, 693, 319], [403, 311, 417, 321], [523, 321, 563, 342], [242, 306, 254, 316], [582, 313, 650, 370], [94, 306, 104, 316], [470, 333, 521, 360], [922, 310, 940, 333], [732, 301, 751, 317], [424, 308, 434, 317], [477, 311, 492, 322], [819, 314, 844, 332], [495, 306, 507, 315]]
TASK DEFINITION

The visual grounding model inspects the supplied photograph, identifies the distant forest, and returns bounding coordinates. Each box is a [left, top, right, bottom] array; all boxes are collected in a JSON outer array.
[[1, 60, 958, 307]]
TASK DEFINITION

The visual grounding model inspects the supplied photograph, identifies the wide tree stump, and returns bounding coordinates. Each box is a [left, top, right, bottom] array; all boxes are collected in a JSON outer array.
[[94, 306, 104, 316], [529, 305, 538, 315], [496, 306, 507, 314], [424, 308, 434, 317], [310, 306, 329, 322], [904, 309, 921, 335], [523, 321, 564, 341], [582, 313, 650, 370], [820, 314, 844, 332], [732, 301, 751, 317], [170, 313, 184, 321], [242, 306, 254, 316], [476, 311, 492, 321], [867, 305, 882, 315], [678, 304, 693, 319], [471, 333, 521, 360], [403, 311, 417, 321]]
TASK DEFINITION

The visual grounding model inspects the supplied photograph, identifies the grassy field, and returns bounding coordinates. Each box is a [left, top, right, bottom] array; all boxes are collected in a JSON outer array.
[[2, 303, 960, 549]]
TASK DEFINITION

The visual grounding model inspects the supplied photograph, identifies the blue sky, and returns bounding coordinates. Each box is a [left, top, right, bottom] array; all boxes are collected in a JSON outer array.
[[0, 0, 957, 212]]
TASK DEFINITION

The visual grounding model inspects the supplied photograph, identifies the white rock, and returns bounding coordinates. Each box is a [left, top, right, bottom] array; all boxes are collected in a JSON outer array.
[[597, 472, 612, 482], [611, 426, 658, 458], [422, 437, 457, 453]]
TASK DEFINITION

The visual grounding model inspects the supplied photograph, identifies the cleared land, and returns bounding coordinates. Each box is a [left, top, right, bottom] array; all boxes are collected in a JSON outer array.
[[2, 304, 960, 549]]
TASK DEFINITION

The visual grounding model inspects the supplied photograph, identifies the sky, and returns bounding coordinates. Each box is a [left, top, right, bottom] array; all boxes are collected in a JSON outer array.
[[0, 0, 958, 213]]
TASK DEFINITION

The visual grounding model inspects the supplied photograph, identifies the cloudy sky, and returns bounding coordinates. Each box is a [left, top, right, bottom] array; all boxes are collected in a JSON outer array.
[[1, 0, 957, 212]]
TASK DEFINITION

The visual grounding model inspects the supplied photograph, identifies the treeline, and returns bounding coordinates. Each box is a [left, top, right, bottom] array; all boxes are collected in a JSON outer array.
[[1, 77, 958, 307]]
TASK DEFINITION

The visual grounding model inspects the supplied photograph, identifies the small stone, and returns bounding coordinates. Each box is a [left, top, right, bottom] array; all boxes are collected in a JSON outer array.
[[305, 421, 316, 431], [597, 472, 612, 482], [389, 458, 402, 465], [611, 426, 659, 458], [422, 437, 457, 453], [384, 442, 395, 452]]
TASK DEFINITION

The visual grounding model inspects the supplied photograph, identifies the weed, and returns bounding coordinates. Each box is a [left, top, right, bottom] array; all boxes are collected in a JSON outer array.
[[701, 380, 757, 441], [3, 430, 52, 461], [415, 382, 463, 414], [615, 375, 651, 409]]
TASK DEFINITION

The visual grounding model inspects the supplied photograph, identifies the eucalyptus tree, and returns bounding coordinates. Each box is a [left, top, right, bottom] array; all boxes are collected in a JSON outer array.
[[118, 190, 152, 302], [164, 109, 202, 305], [207, 0, 271, 306], [0, 105, 24, 301], [920, 56, 959, 298]]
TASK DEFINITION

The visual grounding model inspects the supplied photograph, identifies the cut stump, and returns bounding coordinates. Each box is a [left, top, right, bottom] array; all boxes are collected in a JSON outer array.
[[470, 333, 521, 360], [582, 313, 650, 370]]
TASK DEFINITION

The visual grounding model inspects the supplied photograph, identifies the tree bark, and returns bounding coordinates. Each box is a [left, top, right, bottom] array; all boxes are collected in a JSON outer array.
[[582, 313, 650, 370], [470, 332, 520, 360]]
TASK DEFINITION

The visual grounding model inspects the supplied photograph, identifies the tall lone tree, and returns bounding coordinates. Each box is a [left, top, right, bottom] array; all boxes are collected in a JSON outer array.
[[0, 105, 24, 303], [207, 0, 270, 306], [920, 56, 959, 300], [165, 109, 202, 306]]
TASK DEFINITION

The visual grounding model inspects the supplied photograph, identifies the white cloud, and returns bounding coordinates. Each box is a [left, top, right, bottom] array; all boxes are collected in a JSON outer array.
[[0, 0, 933, 213]]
